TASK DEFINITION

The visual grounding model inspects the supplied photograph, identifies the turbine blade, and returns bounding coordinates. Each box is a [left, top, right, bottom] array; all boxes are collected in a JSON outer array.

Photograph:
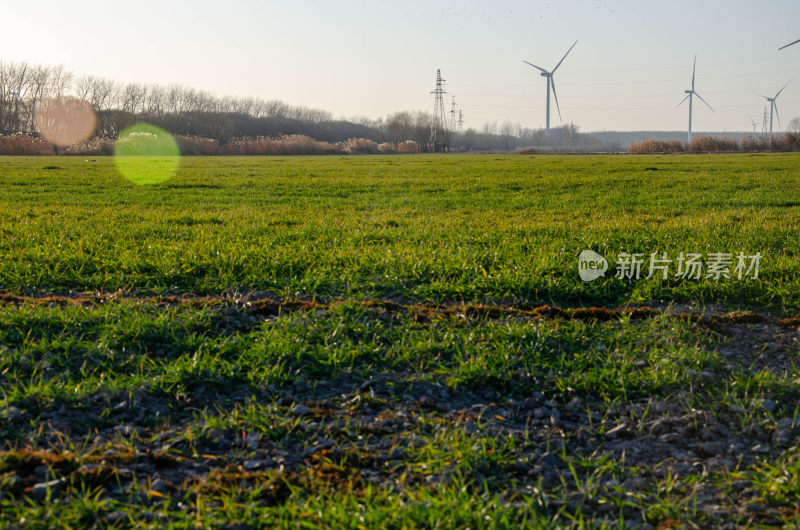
[[774, 103, 781, 129], [551, 40, 578, 73], [779, 38, 800, 50], [675, 94, 690, 108], [550, 78, 562, 121], [694, 92, 714, 113], [754, 92, 769, 100], [523, 60, 548, 74], [774, 80, 790, 99], [691, 55, 696, 91]]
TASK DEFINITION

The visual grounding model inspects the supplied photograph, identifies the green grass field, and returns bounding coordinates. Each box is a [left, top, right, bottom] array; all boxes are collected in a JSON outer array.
[[0, 154, 799, 528]]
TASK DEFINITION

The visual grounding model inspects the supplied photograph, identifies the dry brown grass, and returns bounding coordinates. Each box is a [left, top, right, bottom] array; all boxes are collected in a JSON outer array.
[[396, 140, 419, 153], [343, 138, 379, 154], [176, 135, 220, 155], [626, 139, 684, 153], [4, 131, 794, 156], [0, 134, 54, 155], [769, 134, 792, 152], [787, 130, 800, 151], [225, 135, 338, 155], [741, 135, 770, 152], [60, 137, 114, 156], [629, 134, 800, 154], [374, 141, 420, 154], [686, 136, 740, 153]]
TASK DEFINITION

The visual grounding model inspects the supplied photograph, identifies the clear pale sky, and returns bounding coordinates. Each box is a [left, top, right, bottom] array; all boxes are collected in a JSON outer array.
[[3, 0, 799, 132]]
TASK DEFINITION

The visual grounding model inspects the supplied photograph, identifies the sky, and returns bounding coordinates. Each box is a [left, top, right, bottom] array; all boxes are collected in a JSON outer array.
[[3, 0, 800, 132]]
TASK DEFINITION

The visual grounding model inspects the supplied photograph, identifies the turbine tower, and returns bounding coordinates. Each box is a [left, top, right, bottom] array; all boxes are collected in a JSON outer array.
[[523, 40, 577, 136], [676, 55, 713, 143], [779, 38, 800, 50], [756, 81, 790, 135]]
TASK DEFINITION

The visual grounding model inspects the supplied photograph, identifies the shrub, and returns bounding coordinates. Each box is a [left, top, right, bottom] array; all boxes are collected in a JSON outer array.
[[769, 134, 792, 152], [787, 118, 800, 150], [177, 135, 220, 155], [343, 138, 379, 154], [62, 137, 114, 156], [115, 128, 178, 156], [224, 135, 337, 155], [741, 135, 768, 152], [687, 136, 740, 153], [628, 136, 746, 154], [715, 137, 740, 152], [396, 140, 419, 154], [786, 132, 800, 151], [627, 139, 683, 154], [0, 133, 54, 155], [687, 136, 712, 153]]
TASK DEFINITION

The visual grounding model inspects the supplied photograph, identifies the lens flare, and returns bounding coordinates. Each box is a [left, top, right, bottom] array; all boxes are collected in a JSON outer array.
[[35, 96, 97, 147], [114, 124, 180, 185]]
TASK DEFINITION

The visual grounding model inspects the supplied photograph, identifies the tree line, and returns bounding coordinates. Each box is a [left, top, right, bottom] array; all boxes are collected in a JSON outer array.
[[0, 60, 618, 152], [0, 61, 367, 142]]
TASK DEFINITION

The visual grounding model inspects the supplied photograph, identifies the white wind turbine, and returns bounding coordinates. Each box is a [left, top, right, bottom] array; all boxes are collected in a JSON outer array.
[[779, 39, 800, 50], [756, 81, 790, 135], [749, 115, 757, 134], [523, 40, 578, 136], [676, 55, 713, 143]]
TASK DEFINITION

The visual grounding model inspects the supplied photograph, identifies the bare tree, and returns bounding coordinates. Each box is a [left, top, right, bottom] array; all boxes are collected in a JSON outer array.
[[386, 111, 415, 143], [499, 121, 517, 151], [121, 83, 146, 114], [145, 84, 166, 116]]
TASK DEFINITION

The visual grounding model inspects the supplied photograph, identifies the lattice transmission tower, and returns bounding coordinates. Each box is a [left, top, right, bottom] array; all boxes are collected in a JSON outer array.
[[428, 69, 449, 152], [449, 96, 458, 132]]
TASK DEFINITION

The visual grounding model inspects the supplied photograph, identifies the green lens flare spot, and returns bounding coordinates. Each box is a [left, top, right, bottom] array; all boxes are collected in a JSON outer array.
[[114, 124, 180, 185]]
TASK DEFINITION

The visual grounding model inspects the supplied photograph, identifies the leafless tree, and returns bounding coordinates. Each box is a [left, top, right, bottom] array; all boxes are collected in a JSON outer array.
[[788, 117, 800, 135], [499, 121, 517, 151], [145, 84, 166, 116], [385, 111, 414, 143]]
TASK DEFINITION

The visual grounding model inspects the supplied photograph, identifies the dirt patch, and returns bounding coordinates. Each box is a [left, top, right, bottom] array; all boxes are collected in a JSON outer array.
[[0, 289, 786, 329]]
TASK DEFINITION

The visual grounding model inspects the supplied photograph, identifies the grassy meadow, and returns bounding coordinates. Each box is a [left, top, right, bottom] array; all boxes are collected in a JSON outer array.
[[0, 153, 799, 528]]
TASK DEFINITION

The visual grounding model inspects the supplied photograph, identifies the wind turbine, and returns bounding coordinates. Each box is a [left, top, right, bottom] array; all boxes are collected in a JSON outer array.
[[523, 40, 577, 136], [779, 39, 800, 50], [676, 55, 713, 143], [756, 81, 790, 135], [749, 115, 757, 134]]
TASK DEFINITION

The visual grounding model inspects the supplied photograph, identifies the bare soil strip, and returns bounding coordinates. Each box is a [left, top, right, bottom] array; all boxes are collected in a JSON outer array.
[[1, 290, 797, 328]]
